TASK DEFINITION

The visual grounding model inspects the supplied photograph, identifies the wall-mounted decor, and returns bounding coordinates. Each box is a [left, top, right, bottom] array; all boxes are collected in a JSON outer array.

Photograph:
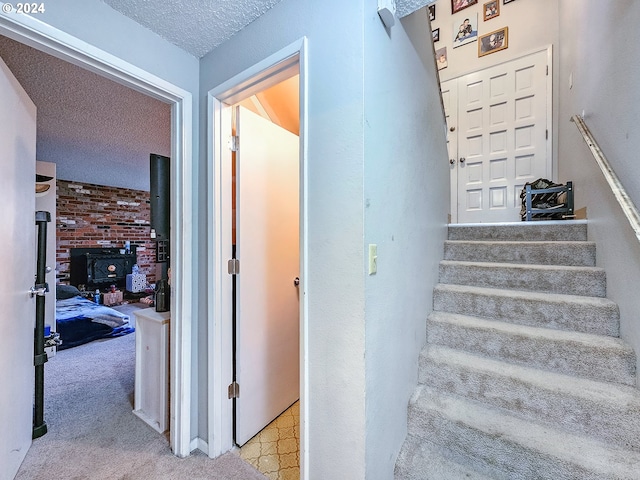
[[436, 47, 448, 70], [429, 4, 436, 21], [478, 26, 509, 56], [432, 28, 440, 42], [452, 0, 478, 15], [483, 0, 500, 20], [503, 0, 516, 4], [453, 14, 478, 48]]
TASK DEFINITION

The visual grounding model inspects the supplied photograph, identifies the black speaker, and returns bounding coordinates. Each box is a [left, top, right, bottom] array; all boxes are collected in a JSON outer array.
[[150, 154, 170, 241]]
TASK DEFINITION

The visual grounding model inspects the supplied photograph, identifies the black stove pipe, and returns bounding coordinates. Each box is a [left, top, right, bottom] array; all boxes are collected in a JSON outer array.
[[33, 210, 50, 439]]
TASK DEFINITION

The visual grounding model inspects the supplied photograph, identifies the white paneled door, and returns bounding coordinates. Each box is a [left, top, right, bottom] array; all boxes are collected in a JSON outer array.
[[235, 106, 300, 446], [0, 55, 37, 478], [444, 49, 551, 223]]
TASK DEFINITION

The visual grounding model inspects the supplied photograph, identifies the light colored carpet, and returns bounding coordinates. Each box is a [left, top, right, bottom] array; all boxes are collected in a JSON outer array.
[[395, 222, 640, 478], [16, 308, 266, 480]]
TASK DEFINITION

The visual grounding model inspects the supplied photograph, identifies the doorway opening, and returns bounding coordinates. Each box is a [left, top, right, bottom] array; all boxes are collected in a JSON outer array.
[[207, 38, 308, 478], [0, 12, 193, 458], [231, 79, 300, 477]]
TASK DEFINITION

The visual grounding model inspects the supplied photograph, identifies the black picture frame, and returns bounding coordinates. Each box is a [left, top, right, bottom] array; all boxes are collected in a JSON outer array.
[[428, 4, 436, 21], [432, 28, 440, 42]]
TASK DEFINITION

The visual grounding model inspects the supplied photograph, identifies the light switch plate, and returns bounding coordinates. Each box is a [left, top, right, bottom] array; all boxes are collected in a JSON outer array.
[[369, 244, 378, 275]]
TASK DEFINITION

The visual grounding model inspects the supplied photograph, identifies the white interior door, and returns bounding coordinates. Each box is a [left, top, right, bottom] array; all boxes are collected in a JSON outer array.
[[235, 106, 300, 446], [449, 49, 551, 223], [0, 54, 37, 478]]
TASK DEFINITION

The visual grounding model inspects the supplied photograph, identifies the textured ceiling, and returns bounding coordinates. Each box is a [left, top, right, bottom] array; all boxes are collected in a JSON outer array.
[[102, 0, 283, 58], [0, 35, 171, 191], [101, 0, 430, 58], [397, 0, 434, 18]]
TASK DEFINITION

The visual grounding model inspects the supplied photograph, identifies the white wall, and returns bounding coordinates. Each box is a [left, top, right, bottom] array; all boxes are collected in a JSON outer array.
[[363, 6, 448, 478], [557, 0, 640, 378], [201, 0, 450, 476], [26, 0, 203, 441], [200, 1, 367, 476]]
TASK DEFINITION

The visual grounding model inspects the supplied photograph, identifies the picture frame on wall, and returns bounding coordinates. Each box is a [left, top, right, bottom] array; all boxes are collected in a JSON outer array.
[[432, 28, 440, 42], [483, 0, 500, 20], [453, 14, 478, 48], [478, 26, 509, 56], [503, 0, 516, 4], [428, 4, 436, 21], [451, 0, 478, 15], [436, 47, 448, 70]]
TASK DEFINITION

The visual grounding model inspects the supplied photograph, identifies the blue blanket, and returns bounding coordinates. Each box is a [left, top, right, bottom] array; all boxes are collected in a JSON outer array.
[[56, 296, 135, 350]]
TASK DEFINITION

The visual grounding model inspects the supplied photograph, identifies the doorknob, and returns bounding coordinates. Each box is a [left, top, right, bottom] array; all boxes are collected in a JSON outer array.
[[449, 126, 456, 132], [30, 286, 47, 298], [459, 157, 466, 164], [293, 277, 300, 287], [449, 158, 456, 165]]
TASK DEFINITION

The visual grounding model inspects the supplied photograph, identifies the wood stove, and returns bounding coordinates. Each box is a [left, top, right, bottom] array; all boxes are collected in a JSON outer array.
[[69, 247, 137, 290]]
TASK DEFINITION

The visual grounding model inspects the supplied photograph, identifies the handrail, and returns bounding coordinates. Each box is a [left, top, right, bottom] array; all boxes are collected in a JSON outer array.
[[571, 115, 640, 244]]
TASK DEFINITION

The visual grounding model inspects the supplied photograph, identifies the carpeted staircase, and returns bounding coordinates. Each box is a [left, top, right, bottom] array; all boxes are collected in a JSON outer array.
[[395, 221, 640, 479]]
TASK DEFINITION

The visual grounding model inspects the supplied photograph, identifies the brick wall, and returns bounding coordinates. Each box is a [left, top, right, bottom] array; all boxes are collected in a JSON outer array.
[[56, 180, 156, 285]]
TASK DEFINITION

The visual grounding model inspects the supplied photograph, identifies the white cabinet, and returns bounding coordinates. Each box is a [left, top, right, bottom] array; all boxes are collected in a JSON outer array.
[[132, 308, 170, 433]]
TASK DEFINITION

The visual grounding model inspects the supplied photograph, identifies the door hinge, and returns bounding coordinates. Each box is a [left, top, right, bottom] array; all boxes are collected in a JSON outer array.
[[546, 65, 549, 76], [228, 381, 240, 399], [228, 258, 240, 275], [546, 129, 548, 140], [229, 135, 239, 152]]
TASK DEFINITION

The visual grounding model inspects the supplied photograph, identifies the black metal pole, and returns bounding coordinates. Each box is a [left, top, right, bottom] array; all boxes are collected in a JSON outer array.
[[33, 211, 50, 439]]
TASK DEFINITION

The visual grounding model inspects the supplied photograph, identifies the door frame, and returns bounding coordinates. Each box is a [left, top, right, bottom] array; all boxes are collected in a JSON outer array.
[[206, 37, 308, 475], [444, 45, 554, 223], [0, 10, 193, 457]]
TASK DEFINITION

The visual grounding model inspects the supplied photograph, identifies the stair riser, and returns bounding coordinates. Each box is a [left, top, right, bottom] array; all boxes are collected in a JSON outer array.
[[448, 223, 588, 242], [408, 400, 611, 480], [439, 262, 606, 297], [433, 287, 620, 336], [422, 356, 640, 451], [426, 318, 635, 385], [444, 242, 596, 266], [395, 435, 494, 480]]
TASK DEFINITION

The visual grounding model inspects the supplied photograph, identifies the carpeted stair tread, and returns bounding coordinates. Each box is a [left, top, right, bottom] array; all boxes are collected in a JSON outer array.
[[448, 221, 588, 242], [409, 386, 640, 480], [439, 260, 606, 297], [394, 434, 494, 480], [444, 240, 597, 266], [426, 311, 635, 384], [422, 345, 640, 450], [433, 283, 620, 336], [396, 221, 639, 478]]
